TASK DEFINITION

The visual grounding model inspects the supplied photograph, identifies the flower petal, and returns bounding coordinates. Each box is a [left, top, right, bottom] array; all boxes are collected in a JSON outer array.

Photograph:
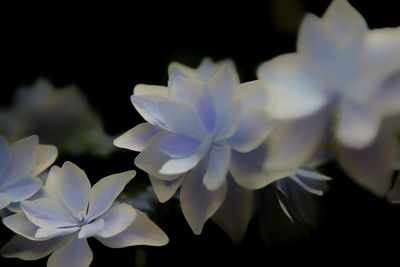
[[158, 100, 206, 140], [1, 235, 67, 260], [36, 226, 80, 240], [21, 198, 78, 228], [149, 175, 184, 203], [78, 219, 105, 239], [31, 144, 58, 177], [44, 162, 90, 219], [257, 53, 327, 119], [159, 149, 206, 175], [337, 99, 381, 148], [376, 72, 400, 117], [1, 176, 42, 203], [157, 133, 202, 158], [96, 210, 168, 247], [47, 236, 93, 267], [235, 80, 271, 108], [113, 123, 161, 152], [180, 163, 227, 234], [0, 193, 11, 210], [86, 170, 135, 221], [222, 107, 275, 153], [2, 212, 40, 240], [203, 145, 231, 191], [208, 63, 238, 106], [133, 84, 168, 98], [131, 95, 168, 129], [214, 100, 242, 141], [96, 203, 137, 238], [229, 143, 286, 190], [168, 62, 196, 80], [7, 135, 38, 179], [212, 176, 253, 244], [337, 119, 397, 196]]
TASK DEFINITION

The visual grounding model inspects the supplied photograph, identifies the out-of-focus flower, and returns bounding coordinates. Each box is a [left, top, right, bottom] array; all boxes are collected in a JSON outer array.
[[1, 161, 168, 267], [0, 79, 115, 157], [0, 135, 57, 211], [115, 58, 278, 242], [257, 0, 400, 196]]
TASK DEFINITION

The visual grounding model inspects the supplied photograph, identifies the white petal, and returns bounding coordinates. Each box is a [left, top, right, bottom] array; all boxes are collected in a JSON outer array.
[[337, 100, 381, 148], [36, 226, 80, 240], [366, 28, 400, 74], [134, 133, 183, 181], [222, 107, 275, 153], [86, 170, 135, 221], [7, 135, 38, 178], [47, 236, 93, 267], [31, 144, 58, 177], [229, 143, 286, 190], [197, 58, 220, 81], [78, 219, 105, 239], [180, 163, 227, 234], [96, 203, 137, 238], [214, 100, 242, 141], [168, 62, 196, 80], [113, 123, 161, 151], [159, 149, 205, 175], [96, 210, 168, 247], [337, 120, 397, 196], [21, 198, 78, 228], [157, 133, 202, 158], [158, 100, 206, 140], [257, 53, 327, 119], [1, 235, 67, 260], [44, 162, 90, 219], [133, 84, 168, 98], [212, 176, 253, 244], [0, 137, 12, 181], [295, 169, 332, 181], [1, 176, 42, 203], [131, 95, 168, 129], [2, 212, 40, 240], [264, 107, 331, 174], [149, 175, 184, 203], [235, 80, 271, 108], [376, 72, 400, 117], [203, 145, 231, 191], [0, 193, 11, 210], [208, 63, 238, 106]]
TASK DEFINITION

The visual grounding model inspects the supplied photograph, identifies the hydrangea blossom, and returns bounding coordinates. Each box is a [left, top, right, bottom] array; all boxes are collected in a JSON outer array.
[[0, 79, 114, 157], [114, 58, 278, 241], [257, 0, 400, 196], [0, 135, 57, 211], [1, 161, 168, 267]]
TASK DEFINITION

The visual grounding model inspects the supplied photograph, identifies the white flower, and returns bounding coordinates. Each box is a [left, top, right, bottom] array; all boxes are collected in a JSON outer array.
[[114, 58, 277, 241], [1, 161, 168, 267], [0, 78, 115, 157], [257, 0, 400, 196], [0, 135, 57, 211]]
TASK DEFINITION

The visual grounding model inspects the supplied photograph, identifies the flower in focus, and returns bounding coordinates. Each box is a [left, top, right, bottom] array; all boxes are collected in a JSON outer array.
[[115, 58, 277, 242], [1, 161, 168, 267], [0, 135, 57, 211], [257, 0, 400, 196], [0, 79, 115, 157]]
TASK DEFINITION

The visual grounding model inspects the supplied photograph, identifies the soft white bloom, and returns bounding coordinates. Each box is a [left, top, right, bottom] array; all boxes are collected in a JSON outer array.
[[115, 58, 277, 241], [257, 0, 400, 196], [0, 135, 57, 211], [0, 78, 115, 157], [1, 161, 168, 267]]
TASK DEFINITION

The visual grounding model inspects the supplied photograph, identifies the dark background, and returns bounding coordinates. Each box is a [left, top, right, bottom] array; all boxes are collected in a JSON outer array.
[[1, 0, 400, 266]]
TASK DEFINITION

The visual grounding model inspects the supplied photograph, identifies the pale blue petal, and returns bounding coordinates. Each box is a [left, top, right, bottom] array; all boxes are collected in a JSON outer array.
[[214, 100, 241, 141], [78, 219, 105, 239], [2, 212, 39, 240], [208, 64, 238, 106], [96, 203, 137, 238], [96, 210, 168, 247], [86, 170, 135, 221], [212, 176, 253, 244], [157, 133, 202, 158], [180, 163, 227, 234], [36, 226, 80, 240], [235, 80, 270, 108], [113, 123, 161, 152], [47, 236, 93, 267], [1, 176, 42, 203], [149, 175, 184, 203], [31, 144, 58, 177], [131, 95, 168, 129], [7, 135, 38, 179], [203, 145, 231, 191], [44, 162, 90, 219]]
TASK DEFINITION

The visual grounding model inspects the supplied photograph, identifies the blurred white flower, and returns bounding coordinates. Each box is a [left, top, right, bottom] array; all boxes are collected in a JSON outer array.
[[0, 135, 57, 211], [1, 161, 168, 267], [115, 58, 277, 242], [257, 0, 400, 196], [0, 79, 115, 157]]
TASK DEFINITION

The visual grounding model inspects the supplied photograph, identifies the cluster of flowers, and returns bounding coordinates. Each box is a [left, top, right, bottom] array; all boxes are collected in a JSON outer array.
[[0, 0, 399, 266]]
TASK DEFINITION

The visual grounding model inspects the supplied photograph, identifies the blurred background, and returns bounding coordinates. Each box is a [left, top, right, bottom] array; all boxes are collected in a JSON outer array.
[[1, 0, 400, 266]]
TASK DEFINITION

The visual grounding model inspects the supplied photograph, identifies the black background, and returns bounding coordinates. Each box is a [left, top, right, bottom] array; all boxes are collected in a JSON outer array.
[[1, 0, 400, 266]]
